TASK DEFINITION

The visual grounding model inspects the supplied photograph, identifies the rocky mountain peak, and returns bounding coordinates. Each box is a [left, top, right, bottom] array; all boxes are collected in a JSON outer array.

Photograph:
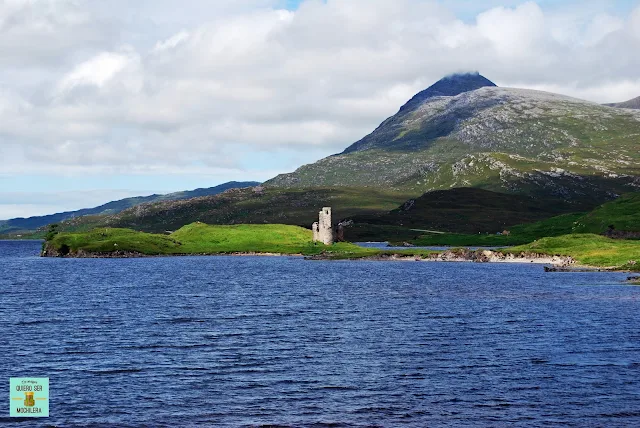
[[398, 72, 497, 114]]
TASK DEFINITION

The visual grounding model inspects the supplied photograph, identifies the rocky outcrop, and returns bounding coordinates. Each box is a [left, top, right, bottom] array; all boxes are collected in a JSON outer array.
[[428, 249, 574, 265], [41, 243, 148, 258]]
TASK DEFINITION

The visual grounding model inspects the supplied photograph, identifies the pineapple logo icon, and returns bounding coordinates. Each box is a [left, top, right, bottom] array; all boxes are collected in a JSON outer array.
[[24, 392, 36, 407]]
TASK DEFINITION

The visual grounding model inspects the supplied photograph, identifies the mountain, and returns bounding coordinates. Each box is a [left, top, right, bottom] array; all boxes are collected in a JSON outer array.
[[605, 96, 640, 110], [0, 181, 260, 234], [345, 72, 497, 154], [267, 74, 640, 206]]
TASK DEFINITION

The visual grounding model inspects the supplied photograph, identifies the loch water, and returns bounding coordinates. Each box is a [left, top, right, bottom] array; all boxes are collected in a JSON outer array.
[[1, 240, 639, 427]]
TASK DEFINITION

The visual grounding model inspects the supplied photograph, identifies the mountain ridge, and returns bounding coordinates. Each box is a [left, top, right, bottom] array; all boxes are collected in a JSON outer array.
[[0, 181, 260, 234], [606, 95, 640, 110]]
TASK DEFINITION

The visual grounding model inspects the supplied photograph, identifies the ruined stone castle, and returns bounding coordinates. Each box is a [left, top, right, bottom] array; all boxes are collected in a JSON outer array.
[[312, 207, 334, 245]]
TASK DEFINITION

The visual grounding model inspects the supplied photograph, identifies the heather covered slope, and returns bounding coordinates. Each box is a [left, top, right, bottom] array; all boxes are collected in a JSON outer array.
[[406, 192, 640, 247], [346, 188, 574, 234], [267, 75, 640, 205], [52, 187, 416, 234]]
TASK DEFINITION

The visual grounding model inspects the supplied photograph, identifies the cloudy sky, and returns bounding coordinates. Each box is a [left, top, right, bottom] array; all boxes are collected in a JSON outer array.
[[1, 0, 640, 219]]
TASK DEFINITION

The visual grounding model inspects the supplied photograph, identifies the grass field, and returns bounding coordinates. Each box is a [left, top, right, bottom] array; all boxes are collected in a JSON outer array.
[[509, 234, 640, 270]]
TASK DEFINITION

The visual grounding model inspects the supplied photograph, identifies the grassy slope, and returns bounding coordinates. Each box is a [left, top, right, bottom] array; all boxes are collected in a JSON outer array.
[[348, 187, 576, 236], [408, 213, 584, 246], [509, 234, 640, 270], [574, 192, 640, 233], [268, 89, 640, 207], [407, 193, 640, 246]]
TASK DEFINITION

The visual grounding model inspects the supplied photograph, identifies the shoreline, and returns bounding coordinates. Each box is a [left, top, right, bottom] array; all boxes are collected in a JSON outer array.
[[40, 249, 304, 259], [39, 245, 636, 273], [43, 247, 580, 267], [309, 248, 575, 265]]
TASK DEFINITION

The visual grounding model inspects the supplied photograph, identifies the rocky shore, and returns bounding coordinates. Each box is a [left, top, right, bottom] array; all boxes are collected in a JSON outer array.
[[41, 246, 300, 259], [308, 248, 575, 266], [41, 243, 578, 268]]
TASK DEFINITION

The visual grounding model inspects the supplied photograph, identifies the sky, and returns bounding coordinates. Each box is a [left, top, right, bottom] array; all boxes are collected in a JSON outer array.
[[1, 0, 640, 219]]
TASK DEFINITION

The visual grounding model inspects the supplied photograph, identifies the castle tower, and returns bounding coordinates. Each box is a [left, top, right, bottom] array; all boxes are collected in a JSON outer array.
[[318, 207, 334, 245]]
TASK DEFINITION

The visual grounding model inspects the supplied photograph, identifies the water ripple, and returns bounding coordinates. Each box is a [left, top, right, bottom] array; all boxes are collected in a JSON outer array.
[[1, 240, 639, 427]]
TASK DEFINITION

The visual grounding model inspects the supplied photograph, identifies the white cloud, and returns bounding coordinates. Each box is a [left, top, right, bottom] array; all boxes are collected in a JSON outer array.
[[476, 2, 547, 57], [57, 50, 137, 93], [1, 0, 640, 187]]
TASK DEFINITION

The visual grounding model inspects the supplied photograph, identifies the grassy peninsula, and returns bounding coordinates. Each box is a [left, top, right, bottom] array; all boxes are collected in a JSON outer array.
[[42, 223, 437, 259], [41, 222, 640, 271]]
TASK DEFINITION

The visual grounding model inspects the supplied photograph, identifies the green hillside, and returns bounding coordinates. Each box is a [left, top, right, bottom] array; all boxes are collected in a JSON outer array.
[[408, 192, 640, 246], [573, 192, 640, 233], [347, 187, 574, 234], [408, 213, 584, 247], [47, 187, 592, 241]]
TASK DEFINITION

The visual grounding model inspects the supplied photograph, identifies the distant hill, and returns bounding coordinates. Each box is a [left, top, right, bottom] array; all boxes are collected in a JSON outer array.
[[605, 96, 640, 110], [0, 181, 260, 234], [267, 73, 640, 206], [48, 186, 588, 243], [51, 186, 416, 234]]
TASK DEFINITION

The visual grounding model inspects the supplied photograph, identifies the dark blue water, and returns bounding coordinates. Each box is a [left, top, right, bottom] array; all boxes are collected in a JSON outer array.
[[1, 240, 639, 427]]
